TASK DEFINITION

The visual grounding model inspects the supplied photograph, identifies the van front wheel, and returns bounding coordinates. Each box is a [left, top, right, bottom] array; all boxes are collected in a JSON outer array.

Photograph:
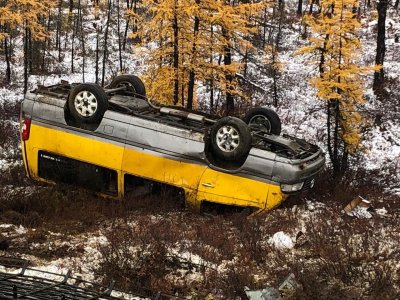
[[67, 83, 109, 124]]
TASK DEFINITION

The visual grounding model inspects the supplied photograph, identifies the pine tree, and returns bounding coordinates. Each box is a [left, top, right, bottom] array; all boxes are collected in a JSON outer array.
[[299, 0, 375, 176]]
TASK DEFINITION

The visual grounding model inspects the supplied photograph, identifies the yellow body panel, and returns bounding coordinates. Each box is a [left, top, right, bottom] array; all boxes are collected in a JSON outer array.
[[197, 169, 287, 211], [25, 124, 124, 178], [197, 169, 269, 207], [23, 123, 286, 213], [122, 147, 206, 192]]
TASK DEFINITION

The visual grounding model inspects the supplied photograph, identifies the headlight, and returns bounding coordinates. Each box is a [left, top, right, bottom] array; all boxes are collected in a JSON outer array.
[[281, 182, 304, 193]]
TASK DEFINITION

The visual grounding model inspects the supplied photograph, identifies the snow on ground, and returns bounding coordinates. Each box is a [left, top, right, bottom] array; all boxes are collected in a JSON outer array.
[[0, 222, 144, 299], [1, 194, 399, 297], [0, 1, 399, 297]]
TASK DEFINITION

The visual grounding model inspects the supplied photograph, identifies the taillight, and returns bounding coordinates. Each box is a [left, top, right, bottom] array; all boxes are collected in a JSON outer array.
[[21, 117, 31, 141]]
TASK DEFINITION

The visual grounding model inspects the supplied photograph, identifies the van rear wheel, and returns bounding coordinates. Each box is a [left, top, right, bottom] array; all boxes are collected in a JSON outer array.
[[68, 83, 109, 124], [243, 107, 281, 135], [109, 74, 146, 98]]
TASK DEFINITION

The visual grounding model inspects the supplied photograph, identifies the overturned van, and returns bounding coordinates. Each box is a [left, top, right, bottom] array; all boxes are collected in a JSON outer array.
[[20, 75, 325, 215]]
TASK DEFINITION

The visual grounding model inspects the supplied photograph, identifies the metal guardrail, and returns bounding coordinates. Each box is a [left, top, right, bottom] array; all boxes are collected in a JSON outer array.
[[0, 257, 188, 300], [0, 257, 121, 299]]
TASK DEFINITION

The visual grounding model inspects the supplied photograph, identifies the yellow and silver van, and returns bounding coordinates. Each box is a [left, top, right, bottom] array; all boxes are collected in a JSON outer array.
[[20, 75, 325, 214]]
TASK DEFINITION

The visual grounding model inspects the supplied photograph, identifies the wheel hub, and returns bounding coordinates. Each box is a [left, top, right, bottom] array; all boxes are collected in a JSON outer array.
[[249, 115, 271, 132], [216, 126, 240, 152], [119, 81, 137, 93], [74, 91, 98, 117]]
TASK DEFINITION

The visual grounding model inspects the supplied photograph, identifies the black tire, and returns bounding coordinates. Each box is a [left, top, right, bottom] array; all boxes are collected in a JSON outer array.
[[210, 117, 252, 161], [67, 83, 109, 124], [109, 74, 146, 98], [243, 107, 281, 135]]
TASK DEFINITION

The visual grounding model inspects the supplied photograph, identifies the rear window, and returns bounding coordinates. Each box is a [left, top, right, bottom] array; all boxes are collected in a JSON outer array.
[[38, 151, 118, 196]]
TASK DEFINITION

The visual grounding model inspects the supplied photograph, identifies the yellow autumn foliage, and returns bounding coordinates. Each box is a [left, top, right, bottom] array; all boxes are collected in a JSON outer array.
[[0, 0, 54, 41], [300, 0, 375, 153], [132, 0, 269, 106]]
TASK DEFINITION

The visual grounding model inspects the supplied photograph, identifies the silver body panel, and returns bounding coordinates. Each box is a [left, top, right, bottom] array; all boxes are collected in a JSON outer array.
[[22, 92, 325, 187]]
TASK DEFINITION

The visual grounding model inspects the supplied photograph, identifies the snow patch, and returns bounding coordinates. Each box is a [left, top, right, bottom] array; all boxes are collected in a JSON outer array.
[[346, 207, 373, 219], [270, 231, 294, 250]]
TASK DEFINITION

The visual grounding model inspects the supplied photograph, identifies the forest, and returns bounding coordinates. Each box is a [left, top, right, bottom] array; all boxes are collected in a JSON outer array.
[[1, 0, 399, 175], [0, 0, 399, 299]]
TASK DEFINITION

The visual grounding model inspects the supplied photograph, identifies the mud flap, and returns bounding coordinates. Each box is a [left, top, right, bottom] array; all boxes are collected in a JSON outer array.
[[184, 189, 201, 212]]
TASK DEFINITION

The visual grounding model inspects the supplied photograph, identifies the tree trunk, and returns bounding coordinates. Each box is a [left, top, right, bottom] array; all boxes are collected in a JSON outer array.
[[395, 0, 399, 9], [243, 49, 248, 78], [297, 0, 303, 15], [273, 0, 284, 107], [373, 0, 388, 89], [28, 29, 32, 74], [132, 0, 138, 40], [262, 7, 267, 48], [186, 1, 200, 110], [4, 37, 11, 84], [209, 26, 214, 112], [308, 0, 315, 14], [24, 26, 29, 94], [117, 0, 123, 72], [327, 100, 344, 177], [95, 28, 100, 84], [79, 3, 85, 82], [102, 0, 112, 87], [172, 1, 179, 105], [181, 83, 185, 107], [123, 0, 132, 50], [57, 0, 62, 63], [42, 13, 51, 72], [272, 69, 278, 106], [71, 16, 76, 73], [69, 0, 74, 12], [223, 35, 234, 115]]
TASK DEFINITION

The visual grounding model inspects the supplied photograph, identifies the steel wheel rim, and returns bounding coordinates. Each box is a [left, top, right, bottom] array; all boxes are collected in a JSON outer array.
[[74, 91, 98, 117], [216, 125, 240, 152], [249, 114, 272, 132]]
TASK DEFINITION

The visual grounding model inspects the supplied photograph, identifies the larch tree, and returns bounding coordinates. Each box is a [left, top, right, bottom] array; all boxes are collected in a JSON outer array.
[[197, 0, 267, 115], [299, 0, 375, 176], [134, 0, 192, 105], [0, 0, 53, 87], [133, 0, 268, 112]]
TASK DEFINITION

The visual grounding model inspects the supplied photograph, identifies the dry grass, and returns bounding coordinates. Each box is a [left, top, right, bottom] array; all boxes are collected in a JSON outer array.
[[1, 162, 399, 299]]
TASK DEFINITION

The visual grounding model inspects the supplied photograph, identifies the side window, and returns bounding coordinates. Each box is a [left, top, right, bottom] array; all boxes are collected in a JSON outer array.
[[38, 151, 118, 195], [124, 173, 185, 204]]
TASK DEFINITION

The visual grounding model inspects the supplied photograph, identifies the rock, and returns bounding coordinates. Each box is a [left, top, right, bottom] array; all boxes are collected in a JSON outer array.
[[279, 273, 302, 294], [270, 231, 294, 250], [244, 286, 282, 300]]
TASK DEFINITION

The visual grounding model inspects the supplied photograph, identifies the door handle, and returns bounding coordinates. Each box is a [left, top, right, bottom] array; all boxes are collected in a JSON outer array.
[[201, 182, 214, 188]]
